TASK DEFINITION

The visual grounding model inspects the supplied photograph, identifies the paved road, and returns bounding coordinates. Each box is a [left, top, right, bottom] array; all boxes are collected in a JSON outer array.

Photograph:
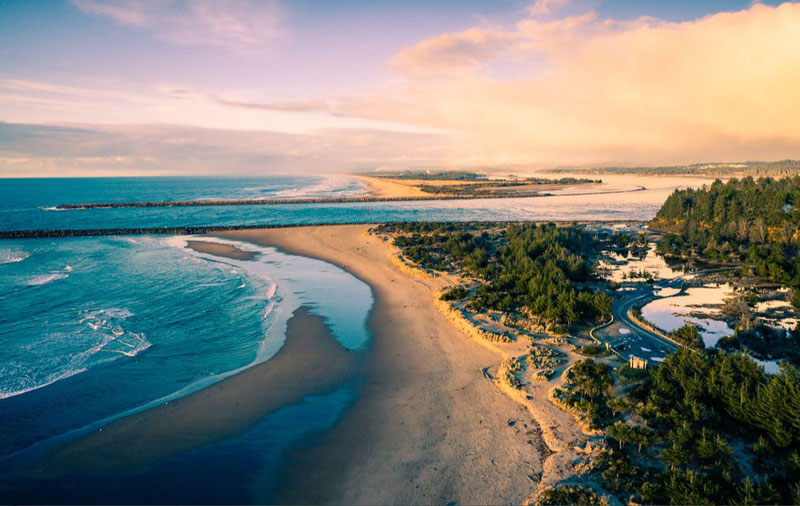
[[603, 278, 684, 363]]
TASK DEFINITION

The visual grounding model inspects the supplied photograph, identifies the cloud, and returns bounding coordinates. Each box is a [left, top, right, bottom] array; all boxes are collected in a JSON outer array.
[[0, 122, 450, 177], [162, 87, 330, 112], [527, 0, 571, 16], [214, 97, 330, 113], [71, 0, 283, 53], [339, 2, 800, 166], [390, 27, 519, 76]]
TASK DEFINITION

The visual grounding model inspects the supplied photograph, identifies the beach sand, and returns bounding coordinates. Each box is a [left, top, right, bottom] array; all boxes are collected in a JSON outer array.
[[36, 306, 357, 475], [220, 225, 543, 505], [33, 225, 547, 504], [185, 239, 257, 260], [353, 175, 428, 198]]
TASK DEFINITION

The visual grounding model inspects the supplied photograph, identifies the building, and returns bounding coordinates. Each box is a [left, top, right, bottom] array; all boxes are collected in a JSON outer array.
[[630, 355, 648, 370]]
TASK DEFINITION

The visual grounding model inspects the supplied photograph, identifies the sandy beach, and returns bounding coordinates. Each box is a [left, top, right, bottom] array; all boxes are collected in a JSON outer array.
[[221, 225, 544, 504], [31, 225, 549, 504], [353, 175, 428, 198]]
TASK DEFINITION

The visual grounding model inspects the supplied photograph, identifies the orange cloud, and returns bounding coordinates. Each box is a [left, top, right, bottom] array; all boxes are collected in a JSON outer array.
[[390, 27, 519, 76], [344, 2, 800, 166]]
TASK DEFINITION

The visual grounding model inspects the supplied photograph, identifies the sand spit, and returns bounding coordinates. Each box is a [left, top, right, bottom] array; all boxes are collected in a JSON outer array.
[[220, 225, 544, 505], [185, 239, 257, 260], [35, 306, 357, 475], [353, 175, 429, 198]]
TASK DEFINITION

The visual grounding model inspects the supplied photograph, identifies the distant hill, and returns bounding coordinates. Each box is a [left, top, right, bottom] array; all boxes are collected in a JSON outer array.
[[361, 170, 486, 181], [548, 160, 800, 177]]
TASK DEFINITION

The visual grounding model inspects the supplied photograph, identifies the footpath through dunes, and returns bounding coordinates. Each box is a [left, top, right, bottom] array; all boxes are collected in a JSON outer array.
[[32, 306, 357, 475], [220, 225, 545, 505]]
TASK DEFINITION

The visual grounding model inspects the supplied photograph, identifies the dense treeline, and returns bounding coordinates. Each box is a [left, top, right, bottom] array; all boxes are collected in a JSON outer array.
[[550, 160, 800, 176], [383, 222, 613, 329], [366, 170, 484, 180], [652, 177, 800, 304], [599, 348, 800, 504], [417, 178, 599, 196]]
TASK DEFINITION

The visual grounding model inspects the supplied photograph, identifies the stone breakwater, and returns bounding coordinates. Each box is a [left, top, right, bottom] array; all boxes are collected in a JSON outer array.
[[0, 222, 382, 239], [0, 220, 645, 239]]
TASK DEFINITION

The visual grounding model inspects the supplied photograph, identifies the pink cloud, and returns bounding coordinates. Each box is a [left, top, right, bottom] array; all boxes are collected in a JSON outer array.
[[390, 27, 520, 76], [71, 0, 284, 53]]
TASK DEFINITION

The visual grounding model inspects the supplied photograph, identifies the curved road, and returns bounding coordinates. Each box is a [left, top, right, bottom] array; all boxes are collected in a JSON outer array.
[[605, 277, 685, 363]]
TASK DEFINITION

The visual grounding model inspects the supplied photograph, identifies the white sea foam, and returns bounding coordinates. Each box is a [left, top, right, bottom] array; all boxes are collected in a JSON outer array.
[[167, 234, 372, 355], [0, 308, 149, 399], [0, 248, 30, 264], [271, 175, 362, 199], [27, 273, 69, 286], [0, 365, 88, 400]]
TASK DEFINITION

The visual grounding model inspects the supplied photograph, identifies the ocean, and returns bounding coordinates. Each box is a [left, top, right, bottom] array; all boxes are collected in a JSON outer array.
[[0, 174, 705, 502]]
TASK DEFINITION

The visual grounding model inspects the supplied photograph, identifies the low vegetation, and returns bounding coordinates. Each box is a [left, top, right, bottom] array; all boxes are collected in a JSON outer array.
[[553, 359, 614, 430], [536, 485, 607, 505]]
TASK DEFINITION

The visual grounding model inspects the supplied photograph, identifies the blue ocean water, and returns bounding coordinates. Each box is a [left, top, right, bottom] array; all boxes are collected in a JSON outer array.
[[0, 174, 678, 502], [0, 174, 669, 232], [0, 176, 379, 503]]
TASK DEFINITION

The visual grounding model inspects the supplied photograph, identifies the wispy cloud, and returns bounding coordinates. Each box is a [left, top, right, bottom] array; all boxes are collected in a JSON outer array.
[[390, 27, 519, 76], [70, 0, 284, 53], [0, 122, 450, 176], [527, 0, 572, 16], [214, 97, 330, 113]]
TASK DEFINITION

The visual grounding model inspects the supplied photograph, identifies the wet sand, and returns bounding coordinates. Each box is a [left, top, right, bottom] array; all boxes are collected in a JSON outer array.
[[185, 239, 257, 260], [36, 306, 357, 475], [220, 225, 542, 505]]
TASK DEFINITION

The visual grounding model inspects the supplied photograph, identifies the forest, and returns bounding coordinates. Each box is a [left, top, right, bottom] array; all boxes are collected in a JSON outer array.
[[377, 222, 613, 330], [652, 177, 800, 304], [549, 160, 800, 177], [593, 348, 800, 505]]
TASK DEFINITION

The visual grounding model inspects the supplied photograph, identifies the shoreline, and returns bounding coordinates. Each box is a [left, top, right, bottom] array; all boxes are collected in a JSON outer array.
[[33, 305, 358, 476], [352, 174, 429, 198], [218, 225, 545, 504], [0, 219, 646, 239]]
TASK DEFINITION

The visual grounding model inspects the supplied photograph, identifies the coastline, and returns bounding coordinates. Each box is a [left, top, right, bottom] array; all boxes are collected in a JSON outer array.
[[219, 225, 544, 504], [352, 174, 428, 198], [34, 305, 357, 475]]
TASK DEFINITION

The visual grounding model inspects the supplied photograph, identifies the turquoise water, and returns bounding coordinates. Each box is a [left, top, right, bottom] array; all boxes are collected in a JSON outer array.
[[0, 174, 682, 502], [0, 174, 669, 233], [0, 176, 378, 503]]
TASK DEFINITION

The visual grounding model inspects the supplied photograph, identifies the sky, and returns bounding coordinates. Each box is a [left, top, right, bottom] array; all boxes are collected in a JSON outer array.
[[0, 0, 798, 176]]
